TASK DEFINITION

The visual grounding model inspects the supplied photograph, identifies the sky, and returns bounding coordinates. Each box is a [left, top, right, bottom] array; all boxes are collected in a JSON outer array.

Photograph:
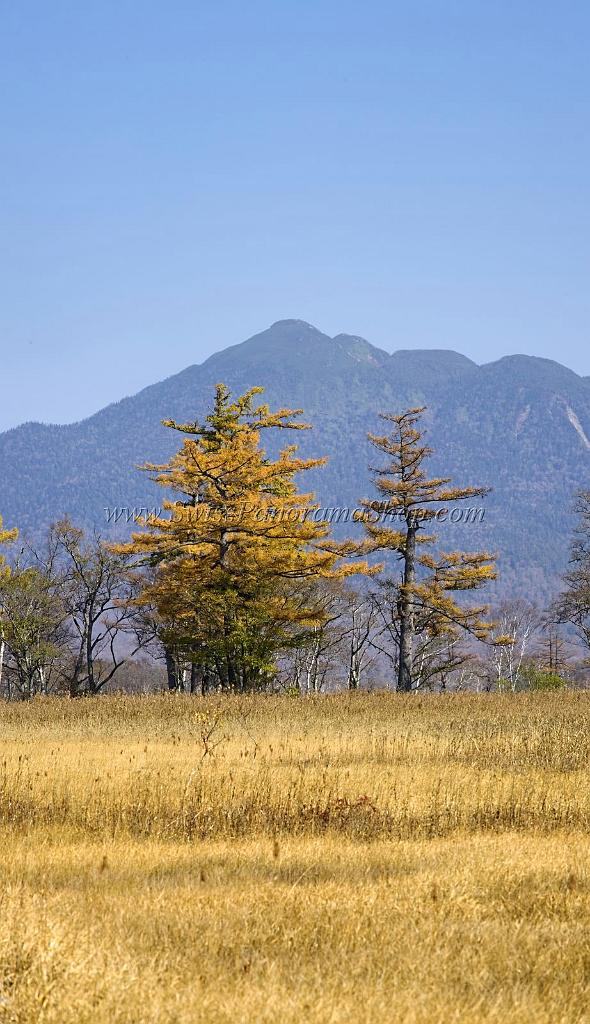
[[1, 1, 589, 432]]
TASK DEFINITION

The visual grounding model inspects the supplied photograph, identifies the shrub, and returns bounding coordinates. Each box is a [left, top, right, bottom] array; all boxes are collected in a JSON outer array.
[[520, 665, 567, 691]]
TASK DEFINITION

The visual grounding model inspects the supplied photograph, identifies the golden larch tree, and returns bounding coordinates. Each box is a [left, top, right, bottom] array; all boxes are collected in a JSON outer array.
[[359, 407, 497, 691], [117, 384, 371, 690]]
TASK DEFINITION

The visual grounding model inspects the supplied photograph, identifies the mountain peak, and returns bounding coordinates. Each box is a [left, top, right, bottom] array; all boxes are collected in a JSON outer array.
[[269, 318, 320, 331], [205, 320, 333, 371]]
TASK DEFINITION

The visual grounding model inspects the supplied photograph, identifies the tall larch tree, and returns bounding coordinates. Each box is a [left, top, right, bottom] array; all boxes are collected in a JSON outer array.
[[116, 384, 371, 690], [359, 407, 497, 692]]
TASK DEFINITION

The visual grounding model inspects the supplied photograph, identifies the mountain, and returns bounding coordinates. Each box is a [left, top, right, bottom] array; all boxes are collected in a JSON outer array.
[[2, 319, 590, 604]]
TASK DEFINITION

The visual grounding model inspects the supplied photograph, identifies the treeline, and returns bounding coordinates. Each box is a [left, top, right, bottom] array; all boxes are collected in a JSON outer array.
[[0, 386, 589, 698]]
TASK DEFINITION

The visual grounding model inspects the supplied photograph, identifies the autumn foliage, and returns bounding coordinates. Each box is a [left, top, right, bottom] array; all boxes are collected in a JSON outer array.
[[359, 407, 497, 690], [116, 385, 372, 690]]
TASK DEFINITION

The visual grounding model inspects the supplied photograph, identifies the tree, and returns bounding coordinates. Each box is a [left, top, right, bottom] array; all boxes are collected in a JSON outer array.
[[553, 491, 590, 653], [36, 519, 143, 697], [0, 515, 18, 692], [487, 599, 541, 691], [534, 622, 571, 678], [0, 515, 17, 578], [282, 584, 379, 693], [369, 579, 473, 692], [358, 407, 497, 691], [0, 564, 70, 699], [342, 593, 378, 691], [116, 385, 371, 690], [278, 581, 349, 694]]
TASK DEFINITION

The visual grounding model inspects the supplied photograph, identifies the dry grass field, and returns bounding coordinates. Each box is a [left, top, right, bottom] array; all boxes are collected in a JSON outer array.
[[0, 692, 589, 1023]]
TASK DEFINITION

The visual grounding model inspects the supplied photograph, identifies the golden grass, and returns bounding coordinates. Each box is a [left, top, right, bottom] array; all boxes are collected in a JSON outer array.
[[0, 693, 589, 1022]]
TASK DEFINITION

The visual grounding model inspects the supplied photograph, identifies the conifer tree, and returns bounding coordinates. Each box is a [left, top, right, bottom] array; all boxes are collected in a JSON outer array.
[[117, 385, 371, 690], [359, 407, 497, 691]]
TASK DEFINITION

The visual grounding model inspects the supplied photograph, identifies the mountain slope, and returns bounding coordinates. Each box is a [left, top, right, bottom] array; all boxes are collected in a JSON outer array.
[[1, 320, 590, 603]]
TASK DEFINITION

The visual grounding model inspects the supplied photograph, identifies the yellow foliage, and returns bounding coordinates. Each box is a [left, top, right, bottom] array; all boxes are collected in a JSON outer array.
[[0, 514, 17, 582], [360, 408, 497, 670], [116, 385, 372, 685]]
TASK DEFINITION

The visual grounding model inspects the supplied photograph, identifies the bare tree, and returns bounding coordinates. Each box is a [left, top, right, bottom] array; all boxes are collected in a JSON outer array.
[[487, 599, 541, 691], [534, 622, 571, 677], [279, 583, 349, 693], [277, 585, 380, 694], [553, 491, 590, 654], [368, 580, 473, 691], [343, 595, 378, 690], [34, 520, 144, 696]]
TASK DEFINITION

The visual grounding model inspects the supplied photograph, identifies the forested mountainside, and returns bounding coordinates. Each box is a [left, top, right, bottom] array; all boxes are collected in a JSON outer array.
[[2, 319, 590, 602]]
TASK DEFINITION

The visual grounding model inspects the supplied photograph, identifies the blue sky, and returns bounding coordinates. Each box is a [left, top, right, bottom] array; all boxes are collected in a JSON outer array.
[[1, 1, 589, 431]]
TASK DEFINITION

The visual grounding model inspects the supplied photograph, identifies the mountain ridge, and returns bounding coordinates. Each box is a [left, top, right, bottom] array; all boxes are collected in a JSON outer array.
[[2, 320, 590, 605], [6, 324, 590, 433]]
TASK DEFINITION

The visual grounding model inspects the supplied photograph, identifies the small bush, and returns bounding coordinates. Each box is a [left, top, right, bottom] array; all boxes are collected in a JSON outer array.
[[520, 666, 567, 691]]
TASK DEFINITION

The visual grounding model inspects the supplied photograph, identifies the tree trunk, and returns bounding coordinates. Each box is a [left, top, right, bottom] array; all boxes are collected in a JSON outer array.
[[397, 524, 417, 692], [226, 656, 239, 691], [201, 664, 211, 695], [85, 613, 96, 694], [69, 669, 82, 698], [348, 660, 360, 690], [189, 662, 201, 694], [214, 655, 228, 690], [164, 647, 181, 691]]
